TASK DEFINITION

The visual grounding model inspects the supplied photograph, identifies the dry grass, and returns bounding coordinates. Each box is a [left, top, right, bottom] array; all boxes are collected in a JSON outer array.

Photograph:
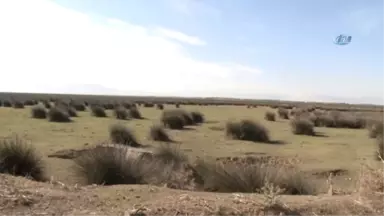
[[265, 111, 276, 121], [0, 136, 46, 181], [149, 125, 172, 142], [73, 146, 153, 185], [226, 119, 270, 143], [113, 106, 129, 120], [194, 159, 317, 195], [47, 107, 71, 122], [0, 102, 383, 214], [90, 105, 107, 117], [290, 117, 315, 136], [31, 105, 47, 119], [109, 124, 141, 147]]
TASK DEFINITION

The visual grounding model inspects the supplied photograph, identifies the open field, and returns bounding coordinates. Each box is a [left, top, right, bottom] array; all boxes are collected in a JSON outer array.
[[0, 93, 383, 215]]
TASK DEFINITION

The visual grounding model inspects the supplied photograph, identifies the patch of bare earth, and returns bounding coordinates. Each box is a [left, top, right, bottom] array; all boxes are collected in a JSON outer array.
[[1, 169, 382, 216]]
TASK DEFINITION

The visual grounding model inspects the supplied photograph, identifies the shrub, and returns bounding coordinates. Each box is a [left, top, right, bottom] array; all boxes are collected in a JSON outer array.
[[161, 113, 185, 130], [144, 103, 154, 108], [149, 125, 172, 142], [277, 108, 289, 119], [194, 160, 316, 194], [174, 109, 194, 126], [74, 147, 151, 185], [23, 100, 35, 106], [226, 119, 270, 143], [66, 106, 78, 117], [109, 124, 140, 147], [103, 103, 114, 110], [31, 105, 47, 119], [128, 107, 142, 119], [290, 117, 315, 135], [175, 103, 180, 108], [47, 107, 71, 122], [160, 109, 194, 129], [72, 103, 86, 111], [157, 104, 164, 110], [114, 106, 129, 120], [122, 102, 133, 109], [152, 144, 187, 166], [44, 101, 51, 109], [90, 105, 107, 117], [376, 135, 383, 160], [321, 112, 366, 129], [265, 111, 276, 121], [190, 111, 204, 124], [3, 100, 11, 107], [12, 101, 24, 109], [369, 121, 383, 138], [0, 136, 46, 181]]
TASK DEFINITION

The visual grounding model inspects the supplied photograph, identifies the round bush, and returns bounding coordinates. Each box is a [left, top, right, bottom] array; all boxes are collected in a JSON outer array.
[[277, 108, 289, 119], [3, 100, 12, 107], [72, 103, 86, 111], [160, 109, 194, 128], [91, 105, 107, 117], [128, 107, 142, 119], [290, 117, 315, 135], [109, 124, 140, 147], [13, 101, 24, 109], [114, 106, 129, 120], [144, 103, 154, 108], [48, 107, 71, 122], [157, 104, 164, 110], [149, 125, 172, 142], [74, 147, 147, 185], [0, 136, 46, 181], [190, 111, 204, 124], [265, 111, 276, 121], [226, 119, 270, 143], [31, 105, 47, 119]]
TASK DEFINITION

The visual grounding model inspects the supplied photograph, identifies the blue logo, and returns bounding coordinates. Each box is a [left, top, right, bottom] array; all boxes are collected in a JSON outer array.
[[334, 34, 352, 45]]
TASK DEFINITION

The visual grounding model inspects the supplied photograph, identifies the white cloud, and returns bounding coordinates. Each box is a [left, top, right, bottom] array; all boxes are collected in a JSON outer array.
[[0, 0, 266, 97], [154, 27, 206, 46]]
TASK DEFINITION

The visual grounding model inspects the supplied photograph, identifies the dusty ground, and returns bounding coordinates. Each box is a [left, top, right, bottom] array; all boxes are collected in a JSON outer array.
[[1, 173, 382, 216], [0, 104, 383, 215]]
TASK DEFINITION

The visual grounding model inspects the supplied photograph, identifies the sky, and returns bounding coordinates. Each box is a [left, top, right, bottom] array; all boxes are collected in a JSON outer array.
[[0, 0, 383, 104]]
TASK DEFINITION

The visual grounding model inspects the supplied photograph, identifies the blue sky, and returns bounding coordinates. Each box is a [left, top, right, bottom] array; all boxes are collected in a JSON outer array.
[[0, 0, 382, 104]]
